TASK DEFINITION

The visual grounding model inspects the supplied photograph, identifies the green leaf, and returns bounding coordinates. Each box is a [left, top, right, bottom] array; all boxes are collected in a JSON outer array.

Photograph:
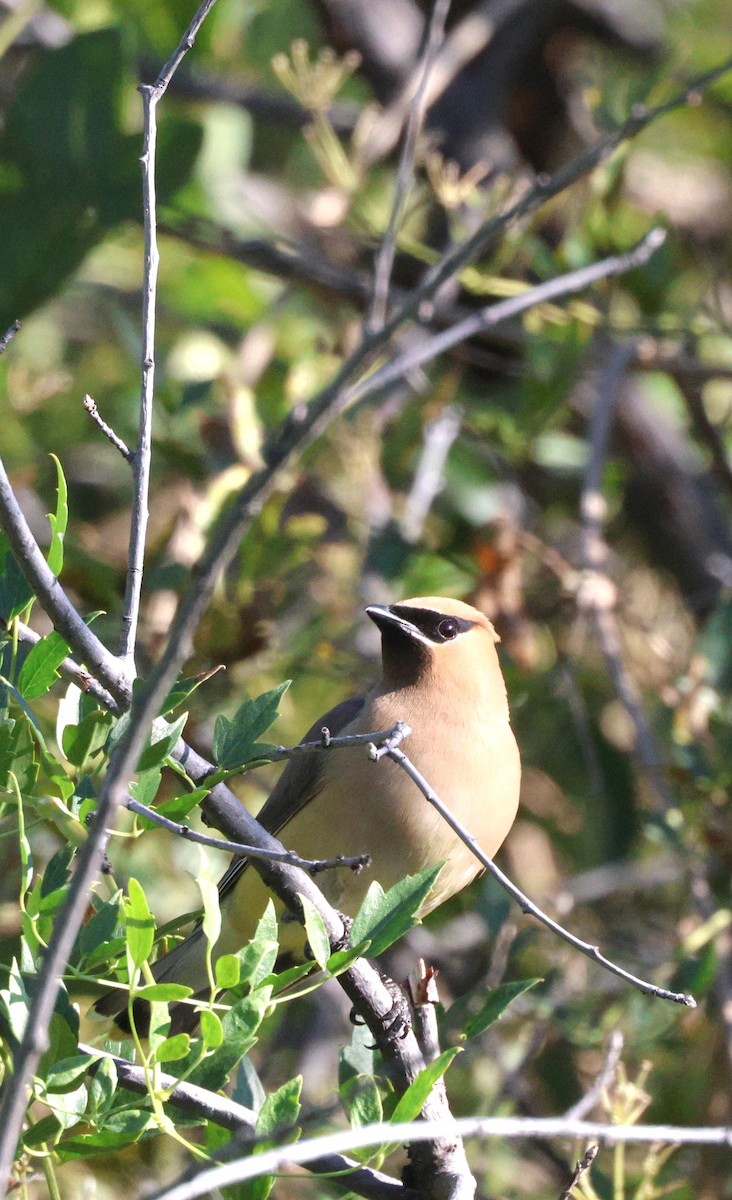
[[244, 1077, 303, 1200], [326, 942, 371, 975], [57, 1110, 157, 1158], [212, 682, 290, 771], [215, 954, 241, 990], [198, 863, 222, 951], [0, 29, 202, 326], [76, 894, 121, 965], [187, 990, 272, 1091], [44, 1082, 88, 1133], [699, 597, 732, 694], [233, 902, 279, 992], [134, 983, 193, 1003], [347, 1073, 383, 1129], [132, 785, 209, 830], [0, 716, 38, 793], [128, 768, 162, 809], [46, 453, 68, 576], [339, 1024, 377, 1092], [300, 894, 330, 969], [0, 534, 33, 621], [87, 1056, 117, 1118], [232, 1055, 266, 1114], [45, 1053, 98, 1095], [21, 1115, 62, 1149], [18, 632, 70, 700], [123, 877, 155, 971], [200, 1008, 224, 1048], [459, 978, 541, 1042], [62, 710, 113, 768], [137, 712, 188, 772], [155, 1033, 192, 1064], [350, 865, 443, 958], [390, 1048, 461, 1124], [162, 666, 224, 714]]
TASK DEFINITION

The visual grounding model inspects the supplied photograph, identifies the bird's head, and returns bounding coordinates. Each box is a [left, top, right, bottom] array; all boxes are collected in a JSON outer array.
[[366, 596, 509, 711]]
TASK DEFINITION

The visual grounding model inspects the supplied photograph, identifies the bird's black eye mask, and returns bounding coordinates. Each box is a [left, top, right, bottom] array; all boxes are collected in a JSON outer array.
[[390, 605, 475, 644]]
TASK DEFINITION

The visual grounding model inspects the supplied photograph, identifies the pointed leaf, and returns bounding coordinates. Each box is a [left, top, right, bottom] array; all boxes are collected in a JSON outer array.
[[137, 712, 188, 772], [212, 682, 290, 770], [0, 534, 33, 621], [460, 978, 542, 1041], [390, 1048, 461, 1124], [351, 865, 443, 958], [18, 632, 70, 700], [46, 453, 68, 576], [123, 877, 155, 970], [300, 894, 330, 969]]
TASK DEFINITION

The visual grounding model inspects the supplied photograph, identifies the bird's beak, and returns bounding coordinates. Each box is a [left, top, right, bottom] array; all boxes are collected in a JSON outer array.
[[366, 604, 424, 644]]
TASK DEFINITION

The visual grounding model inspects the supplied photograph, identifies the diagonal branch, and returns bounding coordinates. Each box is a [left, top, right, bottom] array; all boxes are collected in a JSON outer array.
[[377, 729, 695, 1007], [0, 459, 131, 708], [367, 0, 451, 331], [118, 0, 220, 672]]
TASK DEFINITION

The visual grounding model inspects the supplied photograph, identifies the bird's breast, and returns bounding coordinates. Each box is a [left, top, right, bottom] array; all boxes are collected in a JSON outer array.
[[285, 684, 521, 916]]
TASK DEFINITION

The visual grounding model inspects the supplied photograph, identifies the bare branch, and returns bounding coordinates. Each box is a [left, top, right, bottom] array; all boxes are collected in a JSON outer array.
[[0, 456, 132, 708], [144, 1112, 732, 1200], [352, 229, 666, 408], [126, 795, 370, 875], [380, 728, 695, 1007], [82, 394, 134, 464], [556, 1144, 598, 1200], [575, 336, 732, 1073], [563, 1031, 624, 1121], [118, 0, 220, 672], [368, 0, 451, 331], [400, 403, 462, 543]]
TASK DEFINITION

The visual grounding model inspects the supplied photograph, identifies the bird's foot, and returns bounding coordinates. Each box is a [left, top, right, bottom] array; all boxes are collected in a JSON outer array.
[[350, 974, 412, 1045], [331, 912, 353, 955]]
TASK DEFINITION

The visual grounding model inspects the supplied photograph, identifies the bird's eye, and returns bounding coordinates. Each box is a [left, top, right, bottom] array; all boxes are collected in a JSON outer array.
[[438, 618, 459, 640]]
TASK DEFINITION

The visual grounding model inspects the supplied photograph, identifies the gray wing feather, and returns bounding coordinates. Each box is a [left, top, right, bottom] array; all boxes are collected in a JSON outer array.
[[218, 692, 367, 901]]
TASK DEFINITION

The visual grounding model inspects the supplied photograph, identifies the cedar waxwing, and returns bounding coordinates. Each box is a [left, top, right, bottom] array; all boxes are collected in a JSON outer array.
[[97, 597, 521, 1033]]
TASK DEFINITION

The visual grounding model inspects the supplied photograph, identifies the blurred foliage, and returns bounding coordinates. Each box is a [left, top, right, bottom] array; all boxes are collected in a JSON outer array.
[[1, 0, 732, 1196]]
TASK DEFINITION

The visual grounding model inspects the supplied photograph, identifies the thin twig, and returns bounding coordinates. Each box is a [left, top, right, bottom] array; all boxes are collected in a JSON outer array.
[[126, 795, 370, 875], [400, 403, 462, 542], [368, 0, 451, 331], [563, 1031, 624, 1121], [352, 229, 666, 409], [0, 320, 20, 355], [82, 395, 134, 464], [145, 1112, 732, 1200], [557, 1144, 598, 1200], [677, 376, 732, 501], [576, 337, 732, 1073], [118, 0, 220, 673], [395, 57, 732, 328], [0, 457, 132, 708], [379, 732, 695, 1007], [0, 5, 220, 1191]]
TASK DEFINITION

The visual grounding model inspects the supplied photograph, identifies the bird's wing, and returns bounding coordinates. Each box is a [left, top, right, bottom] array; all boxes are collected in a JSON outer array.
[[217, 692, 367, 901]]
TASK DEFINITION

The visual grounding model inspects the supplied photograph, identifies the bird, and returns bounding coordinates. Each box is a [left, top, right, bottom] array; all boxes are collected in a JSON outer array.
[[96, 596, 521, 1034]]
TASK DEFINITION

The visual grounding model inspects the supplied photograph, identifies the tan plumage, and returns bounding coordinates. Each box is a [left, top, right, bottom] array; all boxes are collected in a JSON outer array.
[[97, 597, 520, 1033]]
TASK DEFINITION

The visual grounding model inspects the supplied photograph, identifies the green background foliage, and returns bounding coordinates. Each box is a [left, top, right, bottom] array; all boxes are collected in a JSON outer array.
[[1, 0, 732, 1196]]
